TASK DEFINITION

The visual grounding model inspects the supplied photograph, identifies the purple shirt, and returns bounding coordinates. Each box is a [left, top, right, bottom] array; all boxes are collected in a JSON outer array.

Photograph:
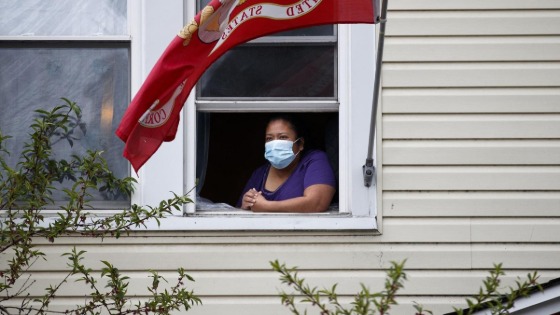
[[236, 150, 336, 207]]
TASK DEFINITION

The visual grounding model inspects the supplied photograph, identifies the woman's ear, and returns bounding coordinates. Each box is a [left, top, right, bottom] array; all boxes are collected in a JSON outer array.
[[298, 138, 305, 151]]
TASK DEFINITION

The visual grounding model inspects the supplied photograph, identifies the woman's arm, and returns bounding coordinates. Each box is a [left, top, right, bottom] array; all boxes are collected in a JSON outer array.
[[251, 184, 335, 213]]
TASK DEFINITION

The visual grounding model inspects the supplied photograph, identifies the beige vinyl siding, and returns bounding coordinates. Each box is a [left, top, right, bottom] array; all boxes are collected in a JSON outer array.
[[12, 234, 560, 314], [379, 0, 560, 312], [6, 1, 560, 315]]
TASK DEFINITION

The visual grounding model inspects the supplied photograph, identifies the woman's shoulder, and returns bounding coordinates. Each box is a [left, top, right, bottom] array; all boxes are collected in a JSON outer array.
[[301, 149, 330, 163], [299, 149, 337, 187]]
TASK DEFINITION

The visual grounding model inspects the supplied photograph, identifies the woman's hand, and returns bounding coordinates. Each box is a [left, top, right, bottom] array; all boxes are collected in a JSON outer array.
[[249, 192, 271, 212], [240, 188, 261, 210], [251, 184, 335, 213]]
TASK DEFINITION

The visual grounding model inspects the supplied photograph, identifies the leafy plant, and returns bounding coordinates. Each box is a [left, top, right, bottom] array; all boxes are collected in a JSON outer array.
[[0, 99, 200, 315], [454, 263, 541, 315], [271, 259, 410, 315], [272, 260, 541, 315]]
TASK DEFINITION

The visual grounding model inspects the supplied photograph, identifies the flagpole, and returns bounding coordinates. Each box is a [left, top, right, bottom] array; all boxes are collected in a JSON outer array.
[[363, 0, 388, 187]]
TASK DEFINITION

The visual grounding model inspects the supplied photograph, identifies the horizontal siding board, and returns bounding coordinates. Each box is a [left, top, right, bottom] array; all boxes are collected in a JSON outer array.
[[470, 218, 560, 242], [20, 244, 560, 271], [22, 296, 558, 315], [178, 300, 460, 315], [7, 220, 557, 258], [382, 88, 560, 114], [0, 297, 488, 315], [20, 244, 474, 271], [382, 166, 560, 190], [382, 63, 560, 88], [2, 299, 288, 315], [17, 270, 560, 297], [383, 114, 560, 139], [472, 244, 560, 268], [381, 218, 560, 243], [383, 140, 560, 165], [385, 37, 560, 62], [400, 271, 559, 296], [184, 301, 457, 315], [383, 192, 560, 217], [380, 218, 471, 242], [389, 0, 560, 10], [386, 11, 560, 36]]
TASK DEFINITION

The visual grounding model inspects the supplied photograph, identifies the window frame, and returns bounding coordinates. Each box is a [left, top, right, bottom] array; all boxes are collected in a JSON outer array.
[[131, 1, 380, 231], [183, 32, 378, 231]]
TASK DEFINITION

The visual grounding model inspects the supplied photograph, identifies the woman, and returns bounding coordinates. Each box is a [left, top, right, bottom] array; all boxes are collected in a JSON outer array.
[[237, 115, 336, 212]]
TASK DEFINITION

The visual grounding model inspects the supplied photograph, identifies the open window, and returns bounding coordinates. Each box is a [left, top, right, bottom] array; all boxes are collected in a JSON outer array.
[[190, 0, 341, 214], [196, 112, 340, 210], [177, 1, 378, 231]]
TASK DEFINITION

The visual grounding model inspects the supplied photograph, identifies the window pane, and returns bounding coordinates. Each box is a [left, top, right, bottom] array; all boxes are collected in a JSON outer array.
[[0, 0, 127, 36], [199, 45, 336, 98], [0, 43, 130, 205]]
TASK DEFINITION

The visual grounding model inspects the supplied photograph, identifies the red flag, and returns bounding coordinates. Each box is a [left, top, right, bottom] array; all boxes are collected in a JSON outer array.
[[116, 0, 376, 172]]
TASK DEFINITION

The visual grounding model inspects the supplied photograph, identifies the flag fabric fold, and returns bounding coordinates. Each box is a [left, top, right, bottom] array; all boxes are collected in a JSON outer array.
[[116, 0, 376, 172]]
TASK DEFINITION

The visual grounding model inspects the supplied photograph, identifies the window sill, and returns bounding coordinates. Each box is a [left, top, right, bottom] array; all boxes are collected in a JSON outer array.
[[150, 212, 378, 231], [22, 211, 378, 232]]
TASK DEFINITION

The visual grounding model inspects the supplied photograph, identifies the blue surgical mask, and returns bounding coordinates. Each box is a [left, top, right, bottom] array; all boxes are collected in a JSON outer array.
[[264, 138, 300, 169]]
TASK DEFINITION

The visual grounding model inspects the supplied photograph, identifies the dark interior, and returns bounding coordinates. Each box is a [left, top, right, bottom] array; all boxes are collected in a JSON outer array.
[[197, 112, 338, 207]]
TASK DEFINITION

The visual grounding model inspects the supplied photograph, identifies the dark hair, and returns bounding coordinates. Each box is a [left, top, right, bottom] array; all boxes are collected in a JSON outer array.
[[266, 114, 306, 140], [266, 113, 308, 145]]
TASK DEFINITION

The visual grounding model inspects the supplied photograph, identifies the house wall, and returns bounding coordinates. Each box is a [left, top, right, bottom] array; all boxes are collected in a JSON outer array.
[[378, 0, 560, 312], [8, 0, 560, 314]]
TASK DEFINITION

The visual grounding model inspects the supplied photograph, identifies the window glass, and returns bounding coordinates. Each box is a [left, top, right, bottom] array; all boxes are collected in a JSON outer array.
[[0, 43, 130, 205], [0, 0, 127, 36], [199, 45, 336, 98], [196, 0, 336, 99]]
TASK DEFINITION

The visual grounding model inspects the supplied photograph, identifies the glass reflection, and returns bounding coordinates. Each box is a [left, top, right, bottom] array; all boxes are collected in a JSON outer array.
[[0, 0, 127, 36], [0, 43, 130, 204], [199, 45, 336, 98]]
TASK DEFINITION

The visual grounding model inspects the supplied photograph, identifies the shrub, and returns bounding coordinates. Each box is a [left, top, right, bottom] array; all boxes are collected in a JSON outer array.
[[272, 260, 541, 315], [0, 99, 200, 315]]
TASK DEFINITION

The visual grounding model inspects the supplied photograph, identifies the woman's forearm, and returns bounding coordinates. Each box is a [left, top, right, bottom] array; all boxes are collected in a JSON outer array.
[[252, 184, 335, 213]]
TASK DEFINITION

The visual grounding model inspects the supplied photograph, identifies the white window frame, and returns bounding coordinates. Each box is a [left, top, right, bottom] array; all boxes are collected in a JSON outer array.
[[132, 1, 380, 231]]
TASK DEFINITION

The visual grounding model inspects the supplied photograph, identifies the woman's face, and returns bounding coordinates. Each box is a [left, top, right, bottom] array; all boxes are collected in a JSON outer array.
[[265, 119, 303, 153]]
